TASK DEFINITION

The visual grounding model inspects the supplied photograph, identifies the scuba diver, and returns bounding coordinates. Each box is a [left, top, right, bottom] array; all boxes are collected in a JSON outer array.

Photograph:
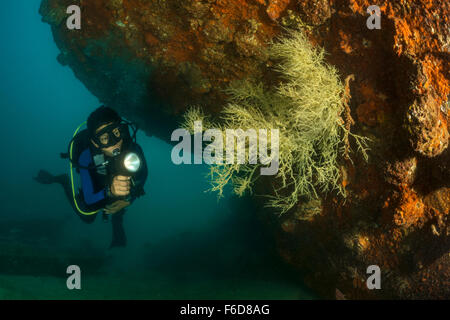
[[34, 106, 148, 248]]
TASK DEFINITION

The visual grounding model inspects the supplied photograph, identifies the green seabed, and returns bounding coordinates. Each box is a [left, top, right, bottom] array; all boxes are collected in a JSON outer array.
[[0, 271, 313, 300], [0, 215, 316, 300], [0, 248, 315, 300]]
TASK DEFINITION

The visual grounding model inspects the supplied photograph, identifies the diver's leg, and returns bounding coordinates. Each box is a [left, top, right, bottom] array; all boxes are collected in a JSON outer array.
[[34, 170, 73, 204], [34, 170, 61, 185], [34, 170, 98, 223], [59, 175, 99, 224], [50, 172, 85, 219], [109, 209, 127, 248]]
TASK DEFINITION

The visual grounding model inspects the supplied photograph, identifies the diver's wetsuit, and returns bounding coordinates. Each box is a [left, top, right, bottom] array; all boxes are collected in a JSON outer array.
[[35, 142, 148, 248], [77, 142, 148, 247]]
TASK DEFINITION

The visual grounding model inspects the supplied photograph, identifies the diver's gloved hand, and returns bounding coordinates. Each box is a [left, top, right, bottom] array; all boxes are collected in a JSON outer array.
[[104, 200, 130, 214], [110, 175, 131, 197]]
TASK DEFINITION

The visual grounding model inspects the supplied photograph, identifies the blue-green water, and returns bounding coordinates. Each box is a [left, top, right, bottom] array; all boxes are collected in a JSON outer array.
[[0, 1, 314, 299]]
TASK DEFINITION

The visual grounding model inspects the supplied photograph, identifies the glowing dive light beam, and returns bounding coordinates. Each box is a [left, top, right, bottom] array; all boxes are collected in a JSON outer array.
[[123, 152, 141, 173]]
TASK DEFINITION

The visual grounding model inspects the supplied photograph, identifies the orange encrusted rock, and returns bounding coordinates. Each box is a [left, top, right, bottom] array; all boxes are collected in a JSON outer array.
[[40, 0, 449, 299]]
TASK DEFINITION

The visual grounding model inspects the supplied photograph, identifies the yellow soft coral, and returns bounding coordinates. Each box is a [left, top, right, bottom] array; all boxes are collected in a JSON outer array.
[[183, 29, 369, 214]]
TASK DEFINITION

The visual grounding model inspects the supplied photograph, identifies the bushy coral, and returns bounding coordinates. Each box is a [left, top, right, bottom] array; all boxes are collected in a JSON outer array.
[[183, 28, 369, 214]]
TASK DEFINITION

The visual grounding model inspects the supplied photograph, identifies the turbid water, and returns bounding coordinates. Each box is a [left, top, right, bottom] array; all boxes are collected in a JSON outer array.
[[0, 1, 316, 300]]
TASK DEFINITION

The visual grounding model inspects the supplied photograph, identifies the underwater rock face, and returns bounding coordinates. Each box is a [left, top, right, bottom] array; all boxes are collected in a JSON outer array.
[[40, 0, 449, 299]]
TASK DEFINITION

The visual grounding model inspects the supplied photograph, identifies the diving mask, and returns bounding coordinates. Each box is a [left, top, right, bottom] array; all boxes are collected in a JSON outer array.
[[92, 122, 126, 148]]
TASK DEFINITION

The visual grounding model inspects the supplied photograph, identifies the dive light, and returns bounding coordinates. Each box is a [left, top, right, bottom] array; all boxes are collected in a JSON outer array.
[[123, 152, 141, 173], [110, 149, 142, 176]]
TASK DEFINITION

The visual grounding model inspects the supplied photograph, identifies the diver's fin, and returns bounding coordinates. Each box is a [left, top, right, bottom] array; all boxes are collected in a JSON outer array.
[[33, 170, 57, 185]]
